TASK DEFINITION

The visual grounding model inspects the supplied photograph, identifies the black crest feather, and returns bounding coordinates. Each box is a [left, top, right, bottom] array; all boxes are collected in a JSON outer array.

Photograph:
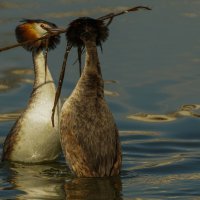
[[66, 17, 109, 47]]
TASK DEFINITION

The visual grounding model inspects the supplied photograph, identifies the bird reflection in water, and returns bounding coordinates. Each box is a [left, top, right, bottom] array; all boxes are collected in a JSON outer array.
[[1, 161, 122, 200], [1, 162, 68, 200], [64, 176, 122, 200]]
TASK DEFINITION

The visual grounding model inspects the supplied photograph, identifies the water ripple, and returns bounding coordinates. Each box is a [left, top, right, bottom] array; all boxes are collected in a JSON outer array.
[[0, 111, 21, 122], [0, 68, 33, 93], [127, 104, 200, 123]]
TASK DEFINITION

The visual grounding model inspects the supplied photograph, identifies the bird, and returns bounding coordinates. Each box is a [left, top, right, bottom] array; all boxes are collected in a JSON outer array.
[[2, 19, 61, 163], [60, 17, 122, 177]]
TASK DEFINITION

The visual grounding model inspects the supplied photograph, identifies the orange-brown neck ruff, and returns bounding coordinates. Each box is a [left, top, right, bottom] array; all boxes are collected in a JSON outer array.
[[15, 23, 42, 49], [15, 19, 60, 52]]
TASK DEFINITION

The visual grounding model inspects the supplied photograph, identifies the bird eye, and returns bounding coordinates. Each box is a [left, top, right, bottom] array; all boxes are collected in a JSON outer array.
[[40, 23, 49, 31]]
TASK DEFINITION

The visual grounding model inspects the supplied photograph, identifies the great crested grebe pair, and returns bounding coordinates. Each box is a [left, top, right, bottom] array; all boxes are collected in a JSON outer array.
[[2, 17, 122, 177]]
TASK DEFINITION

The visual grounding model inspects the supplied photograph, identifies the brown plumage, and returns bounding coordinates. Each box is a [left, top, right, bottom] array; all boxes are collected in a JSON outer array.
[[60, 18, 122, 177]]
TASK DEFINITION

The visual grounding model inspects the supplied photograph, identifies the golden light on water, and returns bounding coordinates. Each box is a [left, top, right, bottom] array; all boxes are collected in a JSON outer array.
[[104, 90, 119, 97], [0, 68, 33, 92], [127, 104, 200, 123], [0, 111, 21, 122]]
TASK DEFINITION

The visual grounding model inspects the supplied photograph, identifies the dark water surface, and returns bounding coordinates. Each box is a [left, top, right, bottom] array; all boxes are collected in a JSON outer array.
[[1, 0, 200, 199]]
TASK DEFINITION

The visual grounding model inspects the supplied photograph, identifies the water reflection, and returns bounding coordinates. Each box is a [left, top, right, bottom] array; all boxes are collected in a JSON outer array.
[[0, 161, 123, 200], [127, 104, 200, 122], [144, 173, 200, 185], [104, 79, 119, 97], [64, 176, 123, 200], [0, 111, 21, 122], [0, 68, 33, 93], [1, 161, 69, 200], [122, 172, 200, 198], [104, 90, 119, 97]]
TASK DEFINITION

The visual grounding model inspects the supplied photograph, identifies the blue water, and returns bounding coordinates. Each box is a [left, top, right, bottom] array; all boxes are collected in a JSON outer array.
[[1, 0, 200, 199]]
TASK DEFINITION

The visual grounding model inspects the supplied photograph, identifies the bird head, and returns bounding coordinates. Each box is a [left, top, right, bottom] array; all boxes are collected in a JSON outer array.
[[15, 19, 60, 52], [66, 17, 109, 47]]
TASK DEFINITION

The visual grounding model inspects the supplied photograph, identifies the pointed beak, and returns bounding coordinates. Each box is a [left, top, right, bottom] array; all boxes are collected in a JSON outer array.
[[40, 25, 66, 34], [49, 28, 67, 33]]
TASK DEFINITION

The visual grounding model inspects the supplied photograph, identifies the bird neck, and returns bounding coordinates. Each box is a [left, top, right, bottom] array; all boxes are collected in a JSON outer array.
[[32, 50, 53, 89], [75, 40, 104, 98], [83, 40, 102, 76]]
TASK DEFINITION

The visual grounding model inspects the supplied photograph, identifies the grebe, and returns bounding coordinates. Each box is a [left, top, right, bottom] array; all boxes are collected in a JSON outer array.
[[60, 18, 122, 177], [2, 19, 61, 163]]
